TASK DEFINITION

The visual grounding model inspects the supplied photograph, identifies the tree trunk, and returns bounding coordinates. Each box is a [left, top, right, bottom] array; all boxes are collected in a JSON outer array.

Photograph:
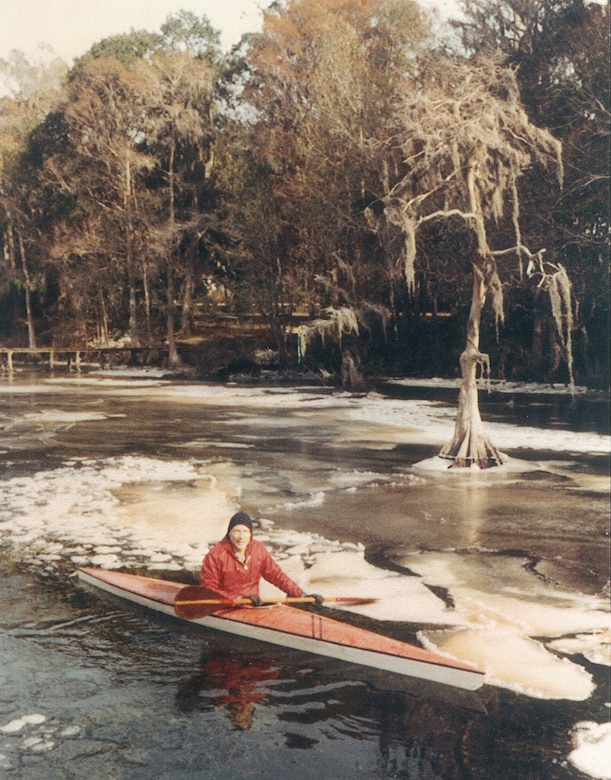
[[166, 257, 180, 367], [267, 255, 287, 367], [124, 157, 140, 348], [271, 317, 288, 368], [438, 260, 504, 469], [17, 231, 37, 349], [180, 259, 194, 338], [529, 288, 563, 383], [142, 264, 152, 345], [126, 250, 139, 347], [165, 140, 180, 368], [341, 347, 364, 390], [97, 287, 109, 346]]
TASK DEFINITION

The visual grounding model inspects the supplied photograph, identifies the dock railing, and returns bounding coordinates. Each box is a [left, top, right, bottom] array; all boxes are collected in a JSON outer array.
[[0, 347, 169, 372]]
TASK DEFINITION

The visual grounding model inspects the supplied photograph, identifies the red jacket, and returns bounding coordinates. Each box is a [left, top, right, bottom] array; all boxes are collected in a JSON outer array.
[[200, 536, 303, 599]]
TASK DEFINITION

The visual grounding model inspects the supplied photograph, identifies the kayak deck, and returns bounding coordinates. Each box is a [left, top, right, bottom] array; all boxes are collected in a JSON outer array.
[[77, 567, 484, 691]]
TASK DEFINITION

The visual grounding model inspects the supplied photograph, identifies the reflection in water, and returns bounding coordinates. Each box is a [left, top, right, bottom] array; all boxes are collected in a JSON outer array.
[[264, 667, 487, 778], [174, 642, 489, 777], [175, 649, 280, 730], [454, 477, 491, 549], [168, 627, 610, 777]]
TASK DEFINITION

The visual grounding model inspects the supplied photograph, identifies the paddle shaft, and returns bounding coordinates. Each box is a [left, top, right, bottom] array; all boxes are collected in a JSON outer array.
[[173, 585, 375, 619], [175, 596, 359, 607]]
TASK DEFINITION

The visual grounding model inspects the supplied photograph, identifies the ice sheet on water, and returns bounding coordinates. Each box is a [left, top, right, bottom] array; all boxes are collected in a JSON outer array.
[[0, 455, 221, 573], [0, 711, 82, 769], [0, 714, 46, 733], [389, 376, 595, 395], [90, 367, 169, 380], [419, 627, 596, 700], [548, 632, 611, 666], [327, 469, 408, 489], [295, 549, 467, 625], [341, 394, 610, 454], [279, 492, 326, 511], [8, 377, 610, 454], [0, 382, 90, 395], [175, 439, 254, 449], [23, 410, 111, 424], [381, 549, 610, 699], [136, 382, 345, 409], [392, 550, 610, 631], [568, 721, 611, 780], [456, 589, 610, 636]]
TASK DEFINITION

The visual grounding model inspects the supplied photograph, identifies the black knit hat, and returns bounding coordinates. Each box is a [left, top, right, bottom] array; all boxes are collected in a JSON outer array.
[[227, 511, 254, 536]]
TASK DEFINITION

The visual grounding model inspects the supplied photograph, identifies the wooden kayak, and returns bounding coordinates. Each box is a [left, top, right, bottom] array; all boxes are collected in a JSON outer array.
[[77, 567, 484, 691]]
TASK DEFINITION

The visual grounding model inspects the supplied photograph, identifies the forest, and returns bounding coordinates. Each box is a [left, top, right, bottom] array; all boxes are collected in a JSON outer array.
[[0, 0, 609, 392]]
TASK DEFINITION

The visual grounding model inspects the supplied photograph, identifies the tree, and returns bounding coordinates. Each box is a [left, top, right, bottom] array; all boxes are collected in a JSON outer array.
[[452, 0, 610, 386], [138, 50, 219, 365], [71, 30, 165, 73], [214, 138, 298, 366], [46, 15, 222, 356], [374, 56, 567, 467], [228, 0, 432, 378], [45, 58, 155, 346], [0, 47, 67, 347], [160, 9, 221, 61]]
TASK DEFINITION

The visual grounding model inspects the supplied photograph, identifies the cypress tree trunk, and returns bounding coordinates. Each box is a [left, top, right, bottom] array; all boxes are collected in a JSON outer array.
[[439, 260, 504, 469]]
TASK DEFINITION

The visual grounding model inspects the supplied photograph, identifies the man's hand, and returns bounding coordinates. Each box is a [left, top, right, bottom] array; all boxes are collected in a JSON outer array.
[[304, 593, 324, 606], [244, 594, 262, 606]]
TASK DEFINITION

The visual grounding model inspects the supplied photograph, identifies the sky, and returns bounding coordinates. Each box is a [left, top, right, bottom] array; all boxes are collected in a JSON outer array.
[[0, 0, 460, 65], [0, 0, 267, 63]]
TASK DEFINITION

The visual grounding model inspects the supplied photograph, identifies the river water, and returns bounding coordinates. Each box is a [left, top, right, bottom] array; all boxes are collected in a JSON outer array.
[[0, 371, 609, 779]]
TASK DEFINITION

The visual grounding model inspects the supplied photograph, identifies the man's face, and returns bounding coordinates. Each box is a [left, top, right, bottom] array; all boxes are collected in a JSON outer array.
[[229, 524, 251, 553]]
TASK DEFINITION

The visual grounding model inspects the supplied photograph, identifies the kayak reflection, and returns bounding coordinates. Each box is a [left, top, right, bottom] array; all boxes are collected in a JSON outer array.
[[173, 642, 491, 775], [175, 649, 280, 730]]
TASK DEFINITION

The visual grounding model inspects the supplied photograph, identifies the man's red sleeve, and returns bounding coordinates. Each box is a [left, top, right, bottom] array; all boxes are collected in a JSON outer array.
[[260, 549, 303, 597], [200, 546, 231, 598]]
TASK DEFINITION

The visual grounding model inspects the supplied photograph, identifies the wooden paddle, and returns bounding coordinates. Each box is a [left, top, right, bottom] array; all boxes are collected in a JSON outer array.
[[174, 585, 376, 620]]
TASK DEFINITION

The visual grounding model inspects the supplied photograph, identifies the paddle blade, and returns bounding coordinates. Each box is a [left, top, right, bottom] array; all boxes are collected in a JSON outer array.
[[174, 585, 234, 619]]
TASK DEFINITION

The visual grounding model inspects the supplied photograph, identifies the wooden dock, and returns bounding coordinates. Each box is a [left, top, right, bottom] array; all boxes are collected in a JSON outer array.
[[0, 347, 169, 372]]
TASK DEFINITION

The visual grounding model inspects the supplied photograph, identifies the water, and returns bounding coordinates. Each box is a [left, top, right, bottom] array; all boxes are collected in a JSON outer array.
[[0, 372, 609, 779]]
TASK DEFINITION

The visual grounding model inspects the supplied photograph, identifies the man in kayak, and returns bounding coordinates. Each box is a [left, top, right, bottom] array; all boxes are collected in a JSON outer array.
[[200, 511, 322, 606]]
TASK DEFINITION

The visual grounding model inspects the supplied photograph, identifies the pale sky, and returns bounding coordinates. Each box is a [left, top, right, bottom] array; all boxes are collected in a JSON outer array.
[[0, 0, 459, 66], [0, 0, 267, 64]]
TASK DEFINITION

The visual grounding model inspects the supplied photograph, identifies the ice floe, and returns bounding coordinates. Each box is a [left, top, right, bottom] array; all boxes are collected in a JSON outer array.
[[548, 631, 611, 666], [419, 626, 596, 700], [0, 712, 82, 768], [568, 721, 611, 780], [0, 713, 46, 733]]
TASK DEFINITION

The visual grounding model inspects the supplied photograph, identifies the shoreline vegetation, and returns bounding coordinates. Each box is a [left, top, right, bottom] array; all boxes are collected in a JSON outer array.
[[1, 3, 609, 396], [1, 352, 608, 408]]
